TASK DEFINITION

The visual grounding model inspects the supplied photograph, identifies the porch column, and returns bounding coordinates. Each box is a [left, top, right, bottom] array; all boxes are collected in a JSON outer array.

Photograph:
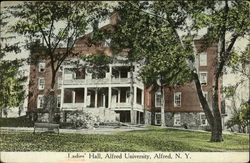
[[118, 89, 120, 108], [142, 88, 144, 107], [134, 86, 137, 105], [109, 64, 112, 83], [60, 87, 64, 110], [73, 89, 76, 105], [138, 111, 140, 124], [108, 86, 111, 109], [84, 87, 87, 108], [95, 89, 98, 108]]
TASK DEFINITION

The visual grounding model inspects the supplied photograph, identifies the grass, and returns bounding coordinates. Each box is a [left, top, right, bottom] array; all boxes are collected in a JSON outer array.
[[0, 126, 248, 152], [0, 116, 34, 127]]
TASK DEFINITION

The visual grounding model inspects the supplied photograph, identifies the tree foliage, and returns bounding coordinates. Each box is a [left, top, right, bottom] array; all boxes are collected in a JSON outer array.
[[105, 0, 250, 141], [80, 50, 112, 78], [226, 100, 250, 133], [0, 60, 26, 117], [9, 1, 108, 89]]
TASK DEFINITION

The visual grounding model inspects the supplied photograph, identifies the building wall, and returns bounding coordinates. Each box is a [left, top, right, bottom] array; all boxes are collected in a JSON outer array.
[[144, 41, 219, 115], [27, 57, 62, 112]]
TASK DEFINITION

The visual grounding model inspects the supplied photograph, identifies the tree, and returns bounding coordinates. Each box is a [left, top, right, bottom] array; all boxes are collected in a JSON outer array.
[[8, 1, 107, 122], [111, 1, 249, 141], [0, 8, 26, 117], [226, 100, 250, 133], [138, 23, 193, 127], [224, 44, 250, 133], [0, 60, 26, 117]]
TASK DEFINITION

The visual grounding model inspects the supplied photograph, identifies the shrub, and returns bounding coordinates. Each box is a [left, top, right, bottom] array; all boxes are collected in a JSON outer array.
[[67, 110, 100, 129]]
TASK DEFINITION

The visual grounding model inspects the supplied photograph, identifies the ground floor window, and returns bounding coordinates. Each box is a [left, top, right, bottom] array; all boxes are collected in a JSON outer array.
[[57, 95, 61, 108], [37, 95, 44, 108], [155, 112, 161, 125], [174, 113, 181, 126], [200, 113, 207, 126]]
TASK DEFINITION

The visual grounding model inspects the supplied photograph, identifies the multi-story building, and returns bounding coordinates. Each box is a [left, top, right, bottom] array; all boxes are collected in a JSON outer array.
[[27, 15, 221, 129], [145, 40, 220, 129]]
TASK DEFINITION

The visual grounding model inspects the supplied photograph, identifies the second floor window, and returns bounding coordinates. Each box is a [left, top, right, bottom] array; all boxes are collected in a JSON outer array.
[[199, 71, 208, 85], [38, 62, 45, 72], [155, 90, 161, 107], [199, 52, 207, 66], [38, 78, 45, 90], [174, 92, 181, 107], [37, 95, 44, 108], [57, 77, 62, 89]]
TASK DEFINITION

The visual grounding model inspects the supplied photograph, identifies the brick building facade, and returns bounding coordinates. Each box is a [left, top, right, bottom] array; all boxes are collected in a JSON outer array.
[[27, 16, 221, 129]]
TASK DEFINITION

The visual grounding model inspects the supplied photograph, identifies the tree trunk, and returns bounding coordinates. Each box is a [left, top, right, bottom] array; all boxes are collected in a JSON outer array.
[[46, 70, 57, 123], [129, 61, 135, 124], [211, 77, 223, 142], [211, 120, 223, 142], [160, 85, 165, 127], [192, 72, 224, 142]]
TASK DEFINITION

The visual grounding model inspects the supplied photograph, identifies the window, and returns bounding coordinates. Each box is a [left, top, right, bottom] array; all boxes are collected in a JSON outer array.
[[155, 90, 161, 107], [57, 95, 61, 108], [57, 77, 62, 89], [64, 68, 74, 80], [38, 78, 45, 90], [174, 113, 181, 126], [199, 71, 208, 85], [200, 113, 207, 126], [64, 89, 73, 103], [199, 52, 207, 66], [155, 113, 161, 125], [38, 62, 45, 72], [37, 95, 44, 108], [174, 92, 181, 107], [103, 38, 111, 47], [75, 88, 84, 103], [136, 88, 142, 105]]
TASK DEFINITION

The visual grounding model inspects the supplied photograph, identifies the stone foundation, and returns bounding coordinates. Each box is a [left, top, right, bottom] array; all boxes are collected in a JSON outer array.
[[152, 111, 210, 130]]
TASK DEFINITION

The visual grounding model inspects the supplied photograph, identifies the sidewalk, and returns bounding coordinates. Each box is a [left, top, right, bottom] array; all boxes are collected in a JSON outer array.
[[0, 126, 149, 135], [1, 125, 247, 135]]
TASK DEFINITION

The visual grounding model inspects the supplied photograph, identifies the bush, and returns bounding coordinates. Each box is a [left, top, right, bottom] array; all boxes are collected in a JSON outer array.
[[67, 110, 100, 129], [0, 116, 33, 127]]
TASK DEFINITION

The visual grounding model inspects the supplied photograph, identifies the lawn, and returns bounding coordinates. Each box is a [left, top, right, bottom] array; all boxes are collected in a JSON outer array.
[[0, 127, 248, 152]]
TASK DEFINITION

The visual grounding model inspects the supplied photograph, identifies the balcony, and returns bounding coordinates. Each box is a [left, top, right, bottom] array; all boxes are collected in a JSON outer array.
[[63, 77, 131, 86]]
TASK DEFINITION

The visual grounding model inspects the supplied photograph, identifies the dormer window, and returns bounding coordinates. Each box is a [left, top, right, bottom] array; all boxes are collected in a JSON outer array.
[[38, 62, 45, 72]]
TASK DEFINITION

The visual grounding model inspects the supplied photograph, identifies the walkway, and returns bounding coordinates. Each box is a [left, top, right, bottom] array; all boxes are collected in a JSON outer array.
[[0, 126, 149, 135], [1, 125, 246, 135]]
